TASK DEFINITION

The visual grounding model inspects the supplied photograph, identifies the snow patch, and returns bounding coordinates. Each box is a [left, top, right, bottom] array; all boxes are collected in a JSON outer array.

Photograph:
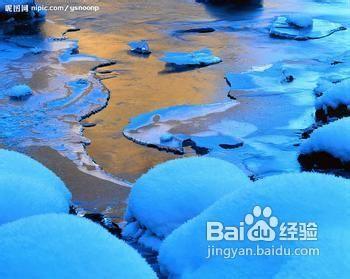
[[160, 48, 222, 68]]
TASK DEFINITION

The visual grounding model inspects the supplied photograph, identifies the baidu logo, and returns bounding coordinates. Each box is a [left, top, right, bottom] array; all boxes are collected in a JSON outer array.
[[245, 206, 278, 241], [207, 205, 318, 242]]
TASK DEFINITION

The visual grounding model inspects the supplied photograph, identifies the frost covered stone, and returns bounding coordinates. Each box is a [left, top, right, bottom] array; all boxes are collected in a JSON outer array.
[[160, 48, 222, 68], [128, 40, 151, 55], [6, 84, 33, 100], [315, 80, 350, 122], [270, 15, 345, 40], [123, 157, 251, 250], [299, 118, 350, 170], [159, 172, 350, 278], [0, 214, 157, 278]]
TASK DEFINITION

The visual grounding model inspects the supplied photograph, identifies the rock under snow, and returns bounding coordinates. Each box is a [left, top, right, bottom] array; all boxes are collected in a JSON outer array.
[[123, 157, 251, 250], [0, 149, 71, 224], [299, 117, 350, 170], [315, 79, 350, 122], [159, 172, 350, 278], [270, 15, 345, 40], [128, 40, 151, 55], [0, 174, 69, 225], [0, 214, 157, 278], [6, 84, 32, 100], [0, 149, 71, 200], [286, 14, 313, 29], [160, 48, 222, 69]]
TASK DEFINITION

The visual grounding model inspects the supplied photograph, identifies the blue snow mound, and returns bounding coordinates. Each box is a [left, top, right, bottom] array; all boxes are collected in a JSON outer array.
[[0, 214, 157, 278], [159, 172, 350, 278]]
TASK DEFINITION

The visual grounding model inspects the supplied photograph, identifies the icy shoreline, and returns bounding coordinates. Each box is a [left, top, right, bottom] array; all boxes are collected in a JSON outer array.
[[0, 18, 131, 189]]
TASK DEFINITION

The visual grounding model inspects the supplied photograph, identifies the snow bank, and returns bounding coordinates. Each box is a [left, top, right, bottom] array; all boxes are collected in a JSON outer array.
[[0, 214, 157, 278], [0, 149, 71, 200], [6, 84, 32, 100], [128, 40, 151, 55], [270, 15, 345, 40], [299, 117, 350, 168], [123, 157, 251, 249], [160, 48, 222, 67], [315, 80, 350, 122], [159, 172, 350, 277]]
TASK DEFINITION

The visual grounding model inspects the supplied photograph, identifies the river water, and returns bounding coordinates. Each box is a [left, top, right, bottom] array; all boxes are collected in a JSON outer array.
[[55, 0, 350, 181]]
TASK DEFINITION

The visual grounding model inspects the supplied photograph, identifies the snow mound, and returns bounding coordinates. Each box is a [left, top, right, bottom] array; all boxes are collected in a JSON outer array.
[[299, 118, 350, 168], [270, 15, 345, 40], [159, 172, 350, 277], [6, 84, 32, 99], [315, 80, 350, 122], [160, 48, 222, 67], [123, 157, 251, 249], [0, 214, 157, 278], [0, 149, 71, 201], [286, 14, 313, 29], [128, 40, 151, 55], [0, 173, 69, 225]]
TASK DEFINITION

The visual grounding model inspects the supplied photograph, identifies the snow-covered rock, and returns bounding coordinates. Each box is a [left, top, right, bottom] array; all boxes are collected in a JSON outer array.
[[159, 172, 350, 278], [128, 40, 151, 55], [123, 157, 251, 250], [286, 14, 313, 29], [0, 149, 71, 200], [160, 48, 222, 68], [0, 174, 69, 225], [299, 117, 350, 170], [270, 15, 345, 40], [315, 80, 350, 122], [6, 84, 32, 100], [0, 149, 71, 224], [0, 214, 157, 278]]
